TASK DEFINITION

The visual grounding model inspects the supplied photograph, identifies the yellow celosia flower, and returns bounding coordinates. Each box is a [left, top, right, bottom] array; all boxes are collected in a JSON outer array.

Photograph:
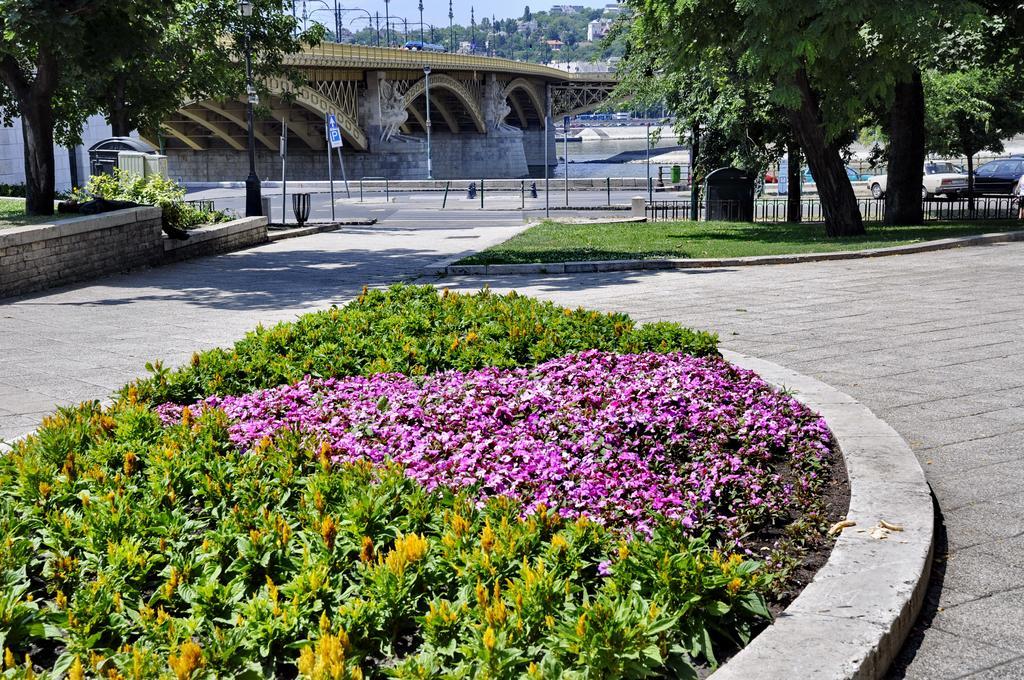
[[168, 641, 204, 680]]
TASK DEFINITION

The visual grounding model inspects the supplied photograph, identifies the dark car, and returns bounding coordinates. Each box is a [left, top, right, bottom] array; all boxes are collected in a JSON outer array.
[[971, 157, 1024, 195]]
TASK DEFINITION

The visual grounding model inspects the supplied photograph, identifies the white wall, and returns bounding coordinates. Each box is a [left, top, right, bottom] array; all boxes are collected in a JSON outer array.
[[0, 114, 122, 191]]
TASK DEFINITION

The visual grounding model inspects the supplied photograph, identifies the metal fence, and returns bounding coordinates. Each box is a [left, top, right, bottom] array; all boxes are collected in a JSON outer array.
[[647, 196, 1019, 223]]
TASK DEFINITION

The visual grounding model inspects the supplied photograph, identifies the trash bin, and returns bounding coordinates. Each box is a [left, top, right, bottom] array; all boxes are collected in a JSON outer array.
[[88, 137, 157, 178], [292, 193, 312, 225], [671, 165, 682, 184], [703, 167, 756, 222]]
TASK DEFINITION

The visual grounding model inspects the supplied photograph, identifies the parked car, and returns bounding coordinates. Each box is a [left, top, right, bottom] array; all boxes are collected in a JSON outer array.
[[970, 157, 1024, 195], [767, 166, 864, 185], [867, 161, 968, 199]]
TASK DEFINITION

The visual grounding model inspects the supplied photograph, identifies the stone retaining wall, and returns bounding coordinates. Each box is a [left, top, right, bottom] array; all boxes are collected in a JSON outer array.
[[163, 218, 268, 263], [0, 207, 163, 298], [0, 209, 268, 299]]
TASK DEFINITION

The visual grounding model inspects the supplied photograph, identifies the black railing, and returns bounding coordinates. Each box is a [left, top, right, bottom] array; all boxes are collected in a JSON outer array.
[[647, 196, 1019, 223], [186, 199, 216, 212]]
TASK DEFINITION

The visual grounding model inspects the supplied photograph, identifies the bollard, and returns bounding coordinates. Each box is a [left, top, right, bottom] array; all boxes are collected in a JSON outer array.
[[631, 196, 646, 218], [467, 182, 477, 200], [530, 182, 538, 199]]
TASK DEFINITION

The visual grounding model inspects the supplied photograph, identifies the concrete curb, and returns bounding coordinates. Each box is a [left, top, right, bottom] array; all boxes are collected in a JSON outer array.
[[430, 229, 1024, 277], [711, 350, 934, 680], [267, 219, 377, 242]]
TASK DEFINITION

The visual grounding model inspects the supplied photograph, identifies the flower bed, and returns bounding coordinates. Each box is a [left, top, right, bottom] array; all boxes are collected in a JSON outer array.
[[0, 286, 842, 679], [158, 351, 832, 542]]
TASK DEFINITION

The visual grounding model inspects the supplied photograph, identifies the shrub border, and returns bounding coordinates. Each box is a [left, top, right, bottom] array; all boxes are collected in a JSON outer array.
[[711, 350, 933, 680], [429, 228, 1024, 276]]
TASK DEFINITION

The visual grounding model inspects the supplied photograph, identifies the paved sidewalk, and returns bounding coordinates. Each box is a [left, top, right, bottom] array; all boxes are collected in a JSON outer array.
[[1, 218, 1022, 677]]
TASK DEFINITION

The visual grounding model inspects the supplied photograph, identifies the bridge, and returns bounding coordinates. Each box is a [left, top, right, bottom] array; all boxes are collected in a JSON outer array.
[[159, 44, 620, 181]]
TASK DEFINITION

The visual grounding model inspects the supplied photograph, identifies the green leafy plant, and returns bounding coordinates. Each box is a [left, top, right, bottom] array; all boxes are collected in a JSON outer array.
[[74, 169, 228, 232], [127, 284, 720, 405]]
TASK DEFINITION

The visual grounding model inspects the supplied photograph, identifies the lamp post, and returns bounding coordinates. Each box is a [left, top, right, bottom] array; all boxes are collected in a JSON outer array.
[[448, 0, 454, 52], [384, 0, 391, 46], [419, 0, 425, 44], [470, 6, 476, 52], [424, 65, 433, 179], [305, 0, 341, 41], [239, 0, 262, 217]]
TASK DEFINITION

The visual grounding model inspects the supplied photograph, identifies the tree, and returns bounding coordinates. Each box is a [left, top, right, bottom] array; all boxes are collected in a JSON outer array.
[[0, 1, 133, 215], [87, 0, 321, 138], [925, 67, 1024, 199], [621, 0, 970, 236], [0, 0, 316, 216], [523, 6, 532, 21]]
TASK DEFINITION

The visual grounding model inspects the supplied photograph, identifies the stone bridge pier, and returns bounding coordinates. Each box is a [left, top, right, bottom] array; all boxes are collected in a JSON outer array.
[[159, 45, 612, 183]]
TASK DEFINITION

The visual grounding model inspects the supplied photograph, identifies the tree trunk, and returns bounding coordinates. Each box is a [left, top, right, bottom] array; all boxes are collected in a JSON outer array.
[[0, 49, 60, 216], [20, 95, 57, 216], [786, 67, 864, 237], [689, 123, 700, 221], [883, 68, 925, 225], [108, 72, 132, 136], [786, 141, 802, 223]]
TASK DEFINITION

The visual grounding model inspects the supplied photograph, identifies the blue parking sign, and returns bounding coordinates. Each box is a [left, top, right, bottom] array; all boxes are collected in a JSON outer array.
[[326, 114, 343, 149]]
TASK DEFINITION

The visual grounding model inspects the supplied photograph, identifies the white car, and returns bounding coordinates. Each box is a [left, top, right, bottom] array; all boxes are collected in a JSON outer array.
[[868, 161, 969, 199]]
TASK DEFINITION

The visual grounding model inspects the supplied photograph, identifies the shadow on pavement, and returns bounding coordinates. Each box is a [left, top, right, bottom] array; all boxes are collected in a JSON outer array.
[[886, 491, 948, 678]]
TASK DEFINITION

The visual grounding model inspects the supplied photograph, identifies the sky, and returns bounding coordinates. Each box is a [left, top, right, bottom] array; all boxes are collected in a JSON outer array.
[[289, 0, 580, 35]]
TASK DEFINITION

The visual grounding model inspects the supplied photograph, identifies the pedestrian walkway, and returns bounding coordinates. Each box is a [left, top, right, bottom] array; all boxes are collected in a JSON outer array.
[[1, 217, 1022, 678]]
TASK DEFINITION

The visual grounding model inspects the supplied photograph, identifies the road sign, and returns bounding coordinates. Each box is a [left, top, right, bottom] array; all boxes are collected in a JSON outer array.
[[326, 114, 343, 149]]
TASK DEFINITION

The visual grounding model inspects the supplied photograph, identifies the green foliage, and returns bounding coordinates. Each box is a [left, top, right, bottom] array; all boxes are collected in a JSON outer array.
[[0, 184, 26, 198], [348, 7, 625, 64], [128, 284, 719, 405], [924, 67, 1022, 160], [75, 170, 229, 232]]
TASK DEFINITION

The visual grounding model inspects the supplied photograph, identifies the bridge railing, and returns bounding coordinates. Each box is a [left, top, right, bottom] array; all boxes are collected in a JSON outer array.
[[294, 43, 619, 82]]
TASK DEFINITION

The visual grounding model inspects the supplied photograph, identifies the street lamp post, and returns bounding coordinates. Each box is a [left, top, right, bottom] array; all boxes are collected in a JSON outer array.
[[239, 1, 262, 217], [424, 66, 433, 179], [448, 0, 454, 52], [419, 0, 425, 44], [384, 0, 391, 46]]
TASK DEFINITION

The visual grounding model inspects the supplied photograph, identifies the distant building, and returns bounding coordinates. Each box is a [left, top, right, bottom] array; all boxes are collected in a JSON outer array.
[[516, 19, 538, 33], [587, 19, 613, 41], [547, 60, 615, 73], [603, 2, 625, 14], [544, 39, 565, 51], [551, 5, 584, 14], [1, 115, 121, 192]]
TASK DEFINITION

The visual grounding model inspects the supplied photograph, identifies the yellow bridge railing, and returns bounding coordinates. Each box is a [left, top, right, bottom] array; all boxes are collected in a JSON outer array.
[[286, 43, 619, 83]]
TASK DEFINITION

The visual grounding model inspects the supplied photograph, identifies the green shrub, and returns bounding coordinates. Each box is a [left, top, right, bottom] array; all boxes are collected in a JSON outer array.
[[0, 398, 766, 678], [0, 183, 27, 198], [75, 170, 229, 232], [129, 284, 719, 404]]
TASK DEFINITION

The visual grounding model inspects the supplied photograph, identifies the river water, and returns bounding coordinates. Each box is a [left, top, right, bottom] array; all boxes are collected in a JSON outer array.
[[549, 137, 689, 179]]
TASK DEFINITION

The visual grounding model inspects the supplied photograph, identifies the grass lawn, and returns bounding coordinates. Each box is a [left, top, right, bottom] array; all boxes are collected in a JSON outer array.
[[458, 218, 1024, 265], [0, 197, 54, 229]]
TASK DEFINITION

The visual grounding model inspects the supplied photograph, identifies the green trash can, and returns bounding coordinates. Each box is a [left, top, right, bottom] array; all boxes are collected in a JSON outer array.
[[671, 165, 682, 184]]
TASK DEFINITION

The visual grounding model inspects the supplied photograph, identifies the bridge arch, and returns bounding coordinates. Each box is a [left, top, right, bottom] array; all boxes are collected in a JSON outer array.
[[502, 78, 545, 126], [403, 74, 486, 134], [167, 79, 368, 153]]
